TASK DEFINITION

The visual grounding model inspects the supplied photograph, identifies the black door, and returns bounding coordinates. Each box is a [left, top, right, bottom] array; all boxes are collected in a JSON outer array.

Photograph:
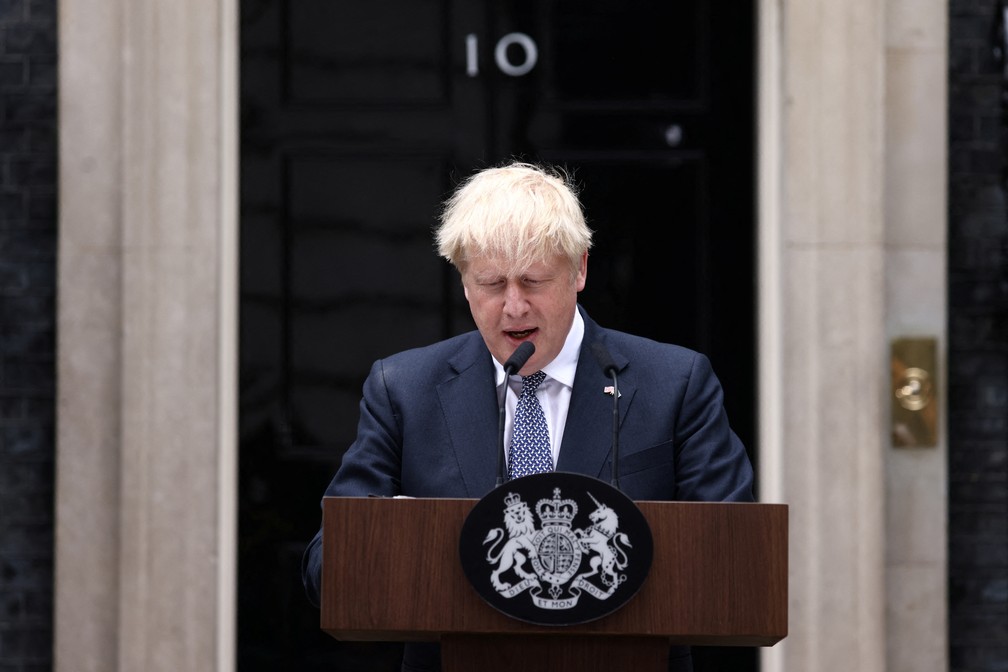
[[239, 1, 755, 669]]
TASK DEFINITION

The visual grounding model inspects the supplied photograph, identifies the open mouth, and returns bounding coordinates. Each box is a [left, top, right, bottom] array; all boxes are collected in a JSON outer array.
[[506, 328, 536, 339]]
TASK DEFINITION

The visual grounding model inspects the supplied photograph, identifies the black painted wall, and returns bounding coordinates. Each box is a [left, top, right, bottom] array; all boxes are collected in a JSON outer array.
[[948, 2, 1008, 670], [0, 0, 57, 670]]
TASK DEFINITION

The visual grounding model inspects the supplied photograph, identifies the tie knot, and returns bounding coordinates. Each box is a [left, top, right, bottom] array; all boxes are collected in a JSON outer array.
[[522, 371, 547, 393]]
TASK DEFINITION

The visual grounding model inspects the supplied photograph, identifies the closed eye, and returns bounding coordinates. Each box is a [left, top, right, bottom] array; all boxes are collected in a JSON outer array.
[[522, 275, 553, 287]]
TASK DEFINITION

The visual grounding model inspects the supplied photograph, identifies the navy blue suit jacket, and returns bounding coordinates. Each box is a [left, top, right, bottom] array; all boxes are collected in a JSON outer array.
[[303, 307, 754, 670]]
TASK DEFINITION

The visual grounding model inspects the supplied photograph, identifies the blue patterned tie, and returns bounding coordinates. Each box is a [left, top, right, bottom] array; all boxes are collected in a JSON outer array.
[[508, 371, 553, 480]]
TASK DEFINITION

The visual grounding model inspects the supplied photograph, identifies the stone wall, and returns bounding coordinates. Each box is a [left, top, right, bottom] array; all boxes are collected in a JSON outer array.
[[0, 0, 56, 669]]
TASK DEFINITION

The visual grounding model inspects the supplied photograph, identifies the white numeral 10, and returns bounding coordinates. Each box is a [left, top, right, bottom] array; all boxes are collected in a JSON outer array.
[[466, 33, 539, 77]]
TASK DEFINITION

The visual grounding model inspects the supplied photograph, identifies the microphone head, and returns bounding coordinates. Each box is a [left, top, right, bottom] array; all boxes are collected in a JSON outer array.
[[591, 342, 619, 376], [503, 341, 535, 375]]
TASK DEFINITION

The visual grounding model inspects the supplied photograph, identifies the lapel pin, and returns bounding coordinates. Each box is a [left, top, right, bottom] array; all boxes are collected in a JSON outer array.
[[603, 386, 621, 397]]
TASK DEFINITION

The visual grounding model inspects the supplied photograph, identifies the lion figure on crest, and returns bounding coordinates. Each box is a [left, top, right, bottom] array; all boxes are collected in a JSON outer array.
[[576, 493, 632, 587], [483, 493, 538, 591]]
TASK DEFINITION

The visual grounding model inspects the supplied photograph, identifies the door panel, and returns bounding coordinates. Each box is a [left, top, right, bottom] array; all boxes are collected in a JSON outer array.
[[240, 1, 754, 669], [287, 1, 450, 104], [285, 156, 451, 448]]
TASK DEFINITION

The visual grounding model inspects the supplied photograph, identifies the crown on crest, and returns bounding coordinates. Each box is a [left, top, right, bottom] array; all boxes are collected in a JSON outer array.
[[503, 492, 523, 508], [536, 488, 578, 527]]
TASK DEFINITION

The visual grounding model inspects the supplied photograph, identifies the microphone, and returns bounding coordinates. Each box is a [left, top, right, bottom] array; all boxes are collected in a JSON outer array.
[[591, 342, 622, 490], [496, 341, 536, 487]]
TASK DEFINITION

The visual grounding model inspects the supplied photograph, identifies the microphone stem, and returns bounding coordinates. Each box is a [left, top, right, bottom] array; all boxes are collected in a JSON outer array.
[[496, 398, 507, 487], [610, 370, 620, 490]]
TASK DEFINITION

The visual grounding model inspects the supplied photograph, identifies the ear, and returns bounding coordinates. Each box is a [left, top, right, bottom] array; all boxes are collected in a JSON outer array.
[[575, 251, 588, 292]]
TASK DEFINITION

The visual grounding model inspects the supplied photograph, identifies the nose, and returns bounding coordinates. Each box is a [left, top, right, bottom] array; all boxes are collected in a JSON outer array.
[[502, 283, 530, 317]]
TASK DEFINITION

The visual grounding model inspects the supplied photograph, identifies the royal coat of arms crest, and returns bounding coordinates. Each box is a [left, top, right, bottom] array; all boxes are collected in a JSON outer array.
[[460, 472, 653, 626], [484, 488, 633, 609]]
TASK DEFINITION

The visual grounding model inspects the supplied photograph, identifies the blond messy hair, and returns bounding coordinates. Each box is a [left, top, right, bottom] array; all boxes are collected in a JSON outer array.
[[436, 162, 593, 277]]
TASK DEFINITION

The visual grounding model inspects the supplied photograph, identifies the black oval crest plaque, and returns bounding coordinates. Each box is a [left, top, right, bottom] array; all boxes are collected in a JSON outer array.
[[459, 471, 653, 626]]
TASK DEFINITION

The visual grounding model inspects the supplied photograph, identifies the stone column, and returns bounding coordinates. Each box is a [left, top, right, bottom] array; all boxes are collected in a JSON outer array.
[[759, 1, 889, 670], [760, 0, 949, 670], [56, 0, 238, 670]]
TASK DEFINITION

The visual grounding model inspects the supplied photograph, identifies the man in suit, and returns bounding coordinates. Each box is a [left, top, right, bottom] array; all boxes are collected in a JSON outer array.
[[303, 162, 754, 671]]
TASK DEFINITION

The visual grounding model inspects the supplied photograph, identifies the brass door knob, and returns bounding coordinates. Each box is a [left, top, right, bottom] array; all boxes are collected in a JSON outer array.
[[894, 367, 932, 411]]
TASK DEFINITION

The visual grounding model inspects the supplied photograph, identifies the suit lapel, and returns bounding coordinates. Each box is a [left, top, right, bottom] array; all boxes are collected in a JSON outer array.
[[436, 336, 500, 497], [556, 311, 634, 479]]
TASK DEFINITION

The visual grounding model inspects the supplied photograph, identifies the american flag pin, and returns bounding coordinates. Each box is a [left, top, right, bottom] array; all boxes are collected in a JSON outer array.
[[603, 386, 620, 397]]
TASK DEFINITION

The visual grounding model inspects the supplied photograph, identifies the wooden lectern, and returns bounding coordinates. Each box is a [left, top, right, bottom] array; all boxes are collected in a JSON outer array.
[[321, 497, 787, 671]]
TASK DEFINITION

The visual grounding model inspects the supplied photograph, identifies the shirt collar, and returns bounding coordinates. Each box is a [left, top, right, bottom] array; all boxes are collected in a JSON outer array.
[[492, 309, 584, 388]]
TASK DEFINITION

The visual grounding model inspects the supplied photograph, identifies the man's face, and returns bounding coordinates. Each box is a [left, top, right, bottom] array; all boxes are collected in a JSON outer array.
[[462, 252, 587, 375]]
